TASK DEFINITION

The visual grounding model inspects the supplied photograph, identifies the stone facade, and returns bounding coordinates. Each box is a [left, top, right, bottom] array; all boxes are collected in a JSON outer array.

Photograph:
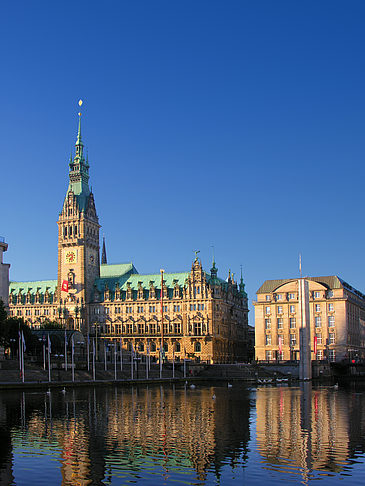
[[0, 237, 10, 307], [8, 111, 250, 363], [254, 276, 365, 363]]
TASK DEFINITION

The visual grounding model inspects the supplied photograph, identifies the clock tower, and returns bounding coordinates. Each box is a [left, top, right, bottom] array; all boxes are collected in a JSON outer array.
[[57, 102, 100, 330]]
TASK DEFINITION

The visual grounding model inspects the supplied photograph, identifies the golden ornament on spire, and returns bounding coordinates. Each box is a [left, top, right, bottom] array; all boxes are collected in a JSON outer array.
[[78, 99, 83, 106]]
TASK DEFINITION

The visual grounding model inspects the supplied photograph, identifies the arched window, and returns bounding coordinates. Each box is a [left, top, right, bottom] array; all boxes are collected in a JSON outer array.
[[150, 342, 156, 352], [139, 343, 144, 352], [163, 342, 168, 352], [175, 341, 181, 353], [194, 342, 201, 353]]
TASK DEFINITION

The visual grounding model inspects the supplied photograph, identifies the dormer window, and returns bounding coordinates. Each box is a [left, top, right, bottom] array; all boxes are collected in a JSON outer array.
[[126, 283, 133, 300], [149, 282, 156, 299], [162, 284, 168, 299], [174, 284, 180, 298], [137, 283, 144, 300]]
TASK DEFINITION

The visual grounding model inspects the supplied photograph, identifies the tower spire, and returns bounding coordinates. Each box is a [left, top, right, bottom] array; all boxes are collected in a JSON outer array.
[[76, 99, 83, 147], [102, 235, 107, 265]]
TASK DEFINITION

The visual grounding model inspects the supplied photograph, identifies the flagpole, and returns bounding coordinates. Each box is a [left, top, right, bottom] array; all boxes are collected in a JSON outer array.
[[18, 330, 22, 371], [160, 269, 164, 379], [64, 329, 68, 373], [131, 344, 134, 380], [71, 336, 75, 382], [114, 341, 117, 380], [47, 334, 51, 382], [104, 342, 107, 371], [146, 344, 149, 380], [92, 338, 96, 381], [183, 348, 186, 378], [87, 331, 90, 371], [21, 331, 25, 383], [120, 338, 123, 372], [172, 346, 175, 379]]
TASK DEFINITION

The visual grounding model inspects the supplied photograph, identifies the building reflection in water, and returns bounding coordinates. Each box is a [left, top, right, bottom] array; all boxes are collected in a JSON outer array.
[[0, 385, 250, 484], [255, 383, 365, 480]]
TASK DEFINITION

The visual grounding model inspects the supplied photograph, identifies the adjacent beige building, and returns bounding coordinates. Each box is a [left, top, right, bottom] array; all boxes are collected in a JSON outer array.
[[254, 276, 365, 362]]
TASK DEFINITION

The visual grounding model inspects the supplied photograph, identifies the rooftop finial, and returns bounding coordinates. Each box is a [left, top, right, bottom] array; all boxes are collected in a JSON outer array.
[[76, 99, 83, 146], [211, 245, 215, 266]]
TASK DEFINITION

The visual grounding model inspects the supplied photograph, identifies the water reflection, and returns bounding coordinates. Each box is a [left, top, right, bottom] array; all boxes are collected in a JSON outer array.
[[2, 384, 365, 484], [256, 383, 365, 481], [0, 385, 250, 485]]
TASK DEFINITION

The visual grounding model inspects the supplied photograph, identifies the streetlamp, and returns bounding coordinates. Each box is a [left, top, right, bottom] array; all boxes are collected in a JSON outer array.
[[38, 335, 46, 369], [74, 305, 80, 330], [63, 306, 67, 327], [94, 323, 101, 361]]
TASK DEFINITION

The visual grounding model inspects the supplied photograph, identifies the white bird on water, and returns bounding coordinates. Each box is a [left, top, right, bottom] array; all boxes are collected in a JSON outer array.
[[228, 383, 233, 388], [61, 388, 66, 394], [333, 383, 339, 390], [190, 384, 196, 389]]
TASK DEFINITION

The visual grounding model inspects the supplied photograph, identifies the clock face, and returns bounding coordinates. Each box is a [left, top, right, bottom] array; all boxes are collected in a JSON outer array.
[[65, 250, 77, 263]]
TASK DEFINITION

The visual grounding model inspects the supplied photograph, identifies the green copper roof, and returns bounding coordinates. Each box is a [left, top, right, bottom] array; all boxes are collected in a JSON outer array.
[[95, 271, 190, 293], [9, 280, 57, 294], [100, 263, 137, 278]]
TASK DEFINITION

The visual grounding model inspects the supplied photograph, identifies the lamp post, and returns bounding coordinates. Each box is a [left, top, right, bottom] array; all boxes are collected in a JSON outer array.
[[38, 335, 46, 370], [94, 323, 100, 361], [10, 338, 17, 360], [74, 306, 80, 330], [63, 306, 67, 327]]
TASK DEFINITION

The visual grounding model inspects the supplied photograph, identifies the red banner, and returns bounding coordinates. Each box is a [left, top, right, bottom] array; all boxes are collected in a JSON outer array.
[[314, 335, 317, 355], [61, 280, 69, 292]]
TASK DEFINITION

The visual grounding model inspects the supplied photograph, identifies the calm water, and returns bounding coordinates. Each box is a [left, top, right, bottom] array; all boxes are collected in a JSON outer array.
[[1, 383, 365, 485]]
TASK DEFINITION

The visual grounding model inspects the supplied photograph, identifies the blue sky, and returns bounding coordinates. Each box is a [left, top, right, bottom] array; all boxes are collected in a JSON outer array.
[[1, 1, 365, 323]]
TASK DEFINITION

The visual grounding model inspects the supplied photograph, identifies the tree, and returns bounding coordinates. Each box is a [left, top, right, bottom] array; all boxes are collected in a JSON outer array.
[[39, 320, 63, 330], [0, 298, 7, 324]]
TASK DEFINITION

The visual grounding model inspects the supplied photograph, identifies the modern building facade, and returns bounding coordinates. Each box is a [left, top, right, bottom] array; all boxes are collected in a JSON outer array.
[[0, 237, 10, 307], [254, 276, 365, 363], [8, 110, 250, 363]]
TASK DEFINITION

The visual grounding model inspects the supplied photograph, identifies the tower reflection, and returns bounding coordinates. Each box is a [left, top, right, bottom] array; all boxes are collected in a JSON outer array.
[[256, 384, 365, 479], [1, 385, 250, 484]]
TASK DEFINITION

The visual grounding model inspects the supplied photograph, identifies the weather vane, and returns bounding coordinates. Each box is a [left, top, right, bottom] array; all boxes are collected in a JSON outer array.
[[194, 250, 200, 260]]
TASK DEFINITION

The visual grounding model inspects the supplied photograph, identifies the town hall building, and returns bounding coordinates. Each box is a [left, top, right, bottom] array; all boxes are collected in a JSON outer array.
[[8, 108, 250, 363]]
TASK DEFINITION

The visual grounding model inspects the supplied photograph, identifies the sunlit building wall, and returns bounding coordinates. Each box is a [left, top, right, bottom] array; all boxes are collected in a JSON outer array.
[[254, 277, 365, 362]]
